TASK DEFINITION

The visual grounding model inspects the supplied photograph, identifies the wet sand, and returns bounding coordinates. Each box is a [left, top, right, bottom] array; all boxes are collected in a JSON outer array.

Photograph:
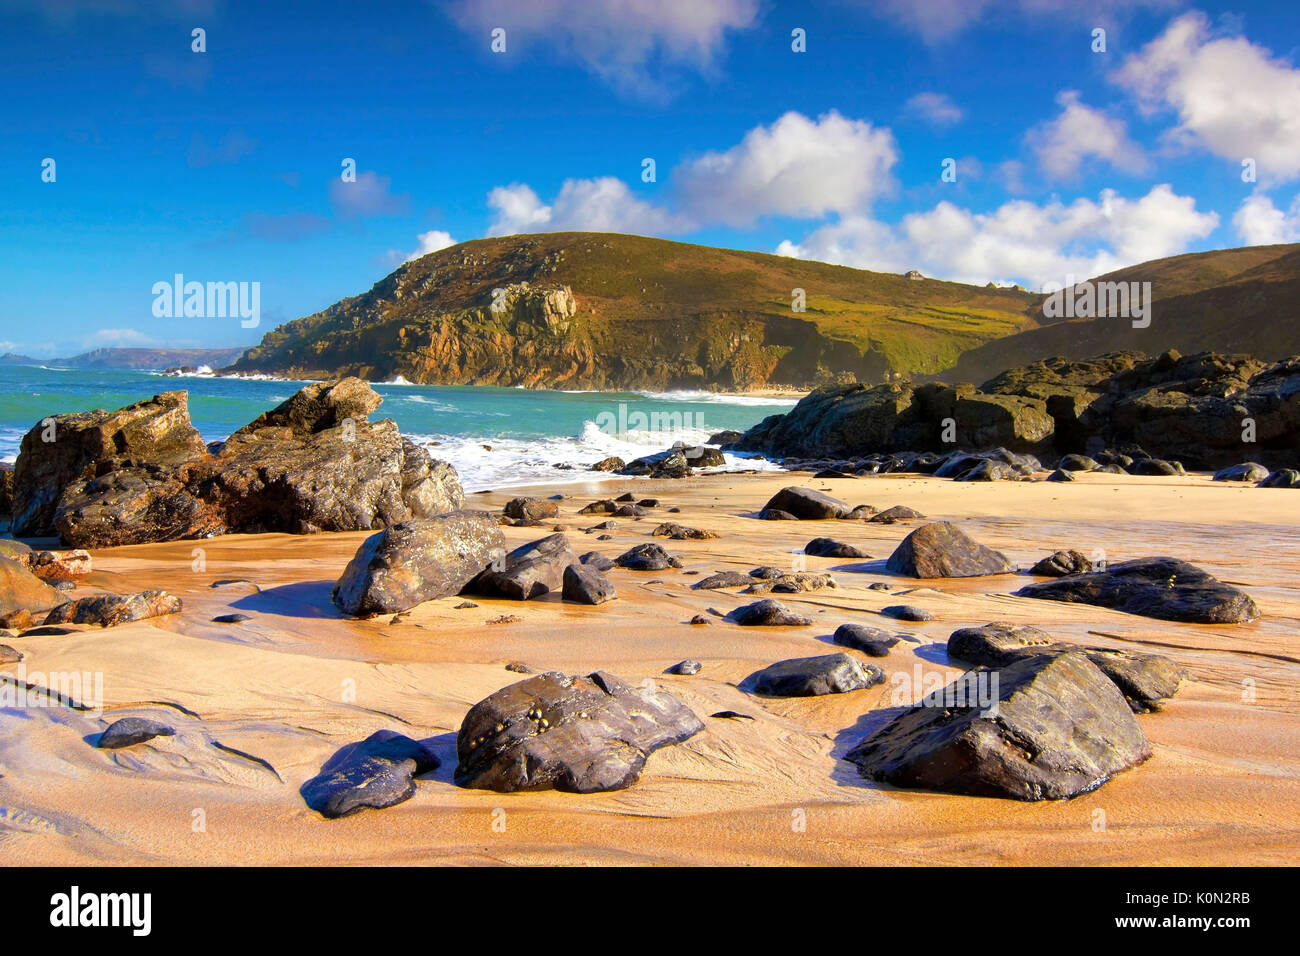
[[2, 470, 1297, 865]]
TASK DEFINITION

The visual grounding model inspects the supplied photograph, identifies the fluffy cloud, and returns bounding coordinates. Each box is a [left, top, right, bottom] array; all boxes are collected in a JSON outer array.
[[778, 184, 1218, 288], [395, 229, 459, 263], [329, 171, 411, 220], [487, 177, 686, 236], [1030, 91, 1146, 180], [863, 0, 1177, 44], [674, 111, 898, 226], [1233, 193, 1300, 245], [1113, 12, 1300, 182], [447, 0, 759, 97], [903, 92, 964, 127]]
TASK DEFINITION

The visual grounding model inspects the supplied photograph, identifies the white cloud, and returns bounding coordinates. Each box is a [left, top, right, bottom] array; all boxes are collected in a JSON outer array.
[[778, 184, 1218, 288], [1030, 91, 1146, 180], [863, 0, 1177, 44], [674, 110, 898, 226], [1113, 12, 1300, 183], [903, 92, 964, 126], [1233, 193, 1300, 245], [447, 0, 759, 97], [391, 229, 459, 265], [487, 177, 687, 237]]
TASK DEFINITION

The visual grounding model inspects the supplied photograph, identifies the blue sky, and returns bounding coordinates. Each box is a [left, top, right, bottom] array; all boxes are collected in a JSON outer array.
[[3, 0, 1300, 357]]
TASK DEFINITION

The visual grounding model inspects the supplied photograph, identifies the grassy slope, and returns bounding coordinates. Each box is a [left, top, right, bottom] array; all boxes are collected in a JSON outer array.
[[944, 243, 1300, 384], [237, 232, 1037, 378]]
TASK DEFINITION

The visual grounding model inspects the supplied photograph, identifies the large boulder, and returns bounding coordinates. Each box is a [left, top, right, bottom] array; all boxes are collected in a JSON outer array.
[[11, 391, 208, 537], [947, 622, 1187, 712], [761, 487, 850, 520], [333, 511, 503, 615], [885, 521, 1014, 577], [53, 467, 223, 548], [847, 652, 1152, 800], [454, 671, 703, 793], [1015, 557, 1260, 624]]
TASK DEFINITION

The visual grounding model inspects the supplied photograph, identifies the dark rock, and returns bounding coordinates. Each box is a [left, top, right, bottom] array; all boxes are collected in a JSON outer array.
[[615, 543, 681, 571], [503, 496, 558, 521], [692, 571, 754, 590], [1213, 462, 1269, 482], [666, 660, 701, 675], [758, 508, 799, 520], [1058, 454, 1099, 472], [1259, 469, 1300, 488], [0, 643, 21, 663], [1016, 556, 1260, 624], [746, 572, 837, 594], [947, 622, 1188, 712], [578, 551, 614, 571], [870, 505, 925, 523], [590, 456, 625, 472], [613, 504, 650, 517], [1045, 468, 1075, 482], [652, 522, 716, 540], [97, 716, 176, 749], [731, 599, 811, 626], [1129, 457, 1185, 476], [476, 533, 577, 601], [577, 499, 619, 515], [804, 537, 871, 558], [689, 614, 711, 625], [562, 563, 617, 605], [45, 590, 181, 628], [212, 612, 252, 624], [710, 710, 754, 720], [761, 487, 850, 519], [847, 652, 1152, 800], [749, 566, 785, 579], [708, 430, 743, 445], [332, 511, 503, 615], [1029, 549, 1095, 576], [454, 670, 703, 793], [885, 521, 1014, 578], [301, 730, 440, 818], [881, 604, 933, 622], [831, 623, 900, 656], [750, 653, 884, 696]]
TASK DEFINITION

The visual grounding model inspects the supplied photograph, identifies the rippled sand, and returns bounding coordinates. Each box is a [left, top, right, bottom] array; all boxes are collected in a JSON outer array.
[[2, 470, 1297, 865]]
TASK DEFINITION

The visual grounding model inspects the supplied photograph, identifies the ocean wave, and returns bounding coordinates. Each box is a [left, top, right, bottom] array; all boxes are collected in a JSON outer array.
[[407, 419, 779, 492]]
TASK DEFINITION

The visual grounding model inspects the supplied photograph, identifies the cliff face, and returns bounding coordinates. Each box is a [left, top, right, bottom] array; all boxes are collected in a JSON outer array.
[[228, 232, 1033, 388]]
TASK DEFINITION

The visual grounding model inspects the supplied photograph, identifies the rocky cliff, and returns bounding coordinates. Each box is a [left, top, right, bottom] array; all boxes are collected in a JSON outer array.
[[228, 232, 1035, 388]]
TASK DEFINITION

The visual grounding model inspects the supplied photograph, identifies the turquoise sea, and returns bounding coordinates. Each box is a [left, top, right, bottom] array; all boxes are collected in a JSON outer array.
[[0, 366, 795, 491]]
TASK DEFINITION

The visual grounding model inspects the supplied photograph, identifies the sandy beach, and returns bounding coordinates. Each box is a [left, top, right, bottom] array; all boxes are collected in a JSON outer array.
[[2, 469, 1297, 866]]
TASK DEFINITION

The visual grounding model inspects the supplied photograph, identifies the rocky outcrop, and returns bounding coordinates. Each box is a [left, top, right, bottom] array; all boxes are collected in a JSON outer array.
[[1016, 556, 1260, 624], [737, 350, 1300, 471], [12, 379, 466, 547], [885, 522, 1015, 578], [453, 671, 703, 793], [333, 511, 503, 615], [847, 652, 1152, 800]]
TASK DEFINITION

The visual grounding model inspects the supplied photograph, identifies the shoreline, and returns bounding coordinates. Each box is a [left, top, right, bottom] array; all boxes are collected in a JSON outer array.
[[3, 467, 1297, 865]]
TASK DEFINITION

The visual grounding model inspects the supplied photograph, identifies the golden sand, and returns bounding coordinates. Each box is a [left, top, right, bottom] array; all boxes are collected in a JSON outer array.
[[2, 470, 1297, 865]]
